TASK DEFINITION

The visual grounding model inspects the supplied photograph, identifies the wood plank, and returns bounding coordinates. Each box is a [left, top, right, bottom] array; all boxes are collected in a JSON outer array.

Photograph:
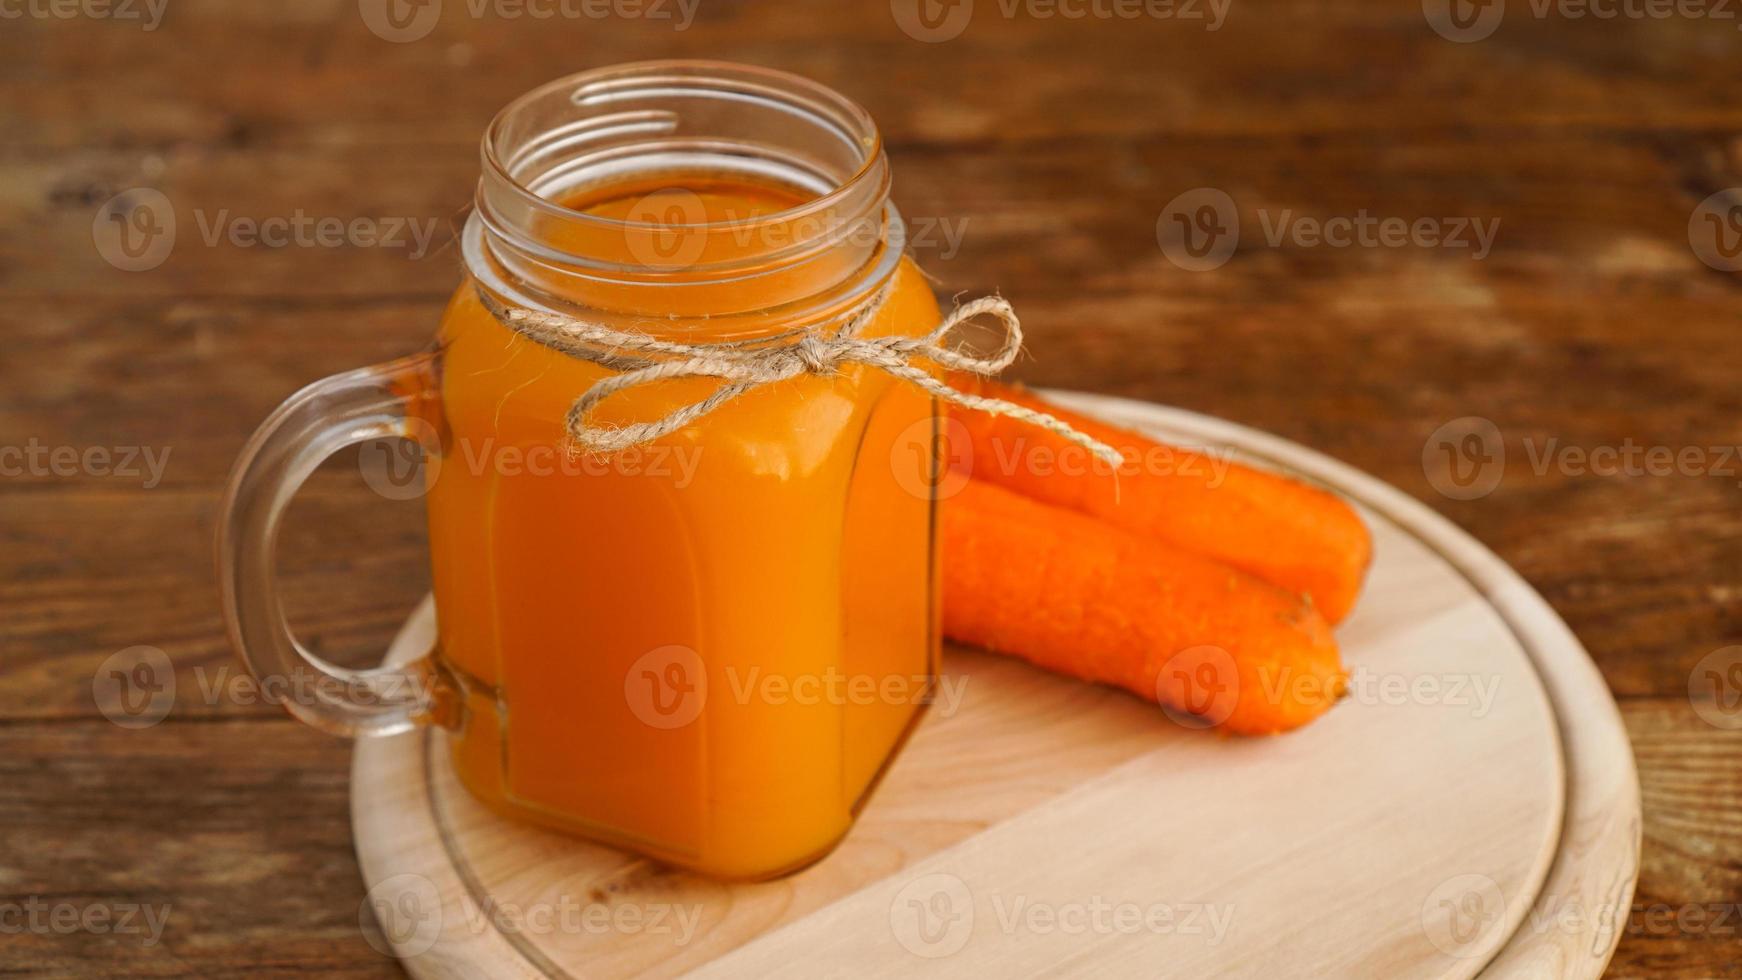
[[1610, 698, 1742, 979], [5, 1, 1742, 151], [0, 717, 403, 979]]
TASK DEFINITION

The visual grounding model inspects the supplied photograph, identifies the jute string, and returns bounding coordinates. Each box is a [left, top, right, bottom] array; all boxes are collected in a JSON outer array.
[[475, 282, 1122, 465]]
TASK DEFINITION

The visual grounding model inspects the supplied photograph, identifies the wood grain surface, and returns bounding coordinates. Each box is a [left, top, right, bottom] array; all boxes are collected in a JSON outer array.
[[2, 2, 1739, 977]]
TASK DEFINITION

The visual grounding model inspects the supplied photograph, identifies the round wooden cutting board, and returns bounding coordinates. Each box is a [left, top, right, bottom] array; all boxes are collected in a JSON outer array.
[[351, 393, 1641, 979]]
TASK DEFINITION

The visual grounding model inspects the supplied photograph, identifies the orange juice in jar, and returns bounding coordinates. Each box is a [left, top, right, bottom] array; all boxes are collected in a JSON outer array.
[[218, 62, 948, 879]]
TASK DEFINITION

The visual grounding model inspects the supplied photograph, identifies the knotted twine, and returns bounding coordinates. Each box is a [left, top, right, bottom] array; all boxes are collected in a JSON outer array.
[[474, 282, 1123, 465]]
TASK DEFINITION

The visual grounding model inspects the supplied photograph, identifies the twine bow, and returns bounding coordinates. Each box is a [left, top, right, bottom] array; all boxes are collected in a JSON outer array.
[[476, 283, 1123, 465]]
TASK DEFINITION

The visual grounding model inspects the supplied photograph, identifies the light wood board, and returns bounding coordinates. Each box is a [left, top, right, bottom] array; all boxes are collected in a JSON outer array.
[[351, 393, 1640, 978]]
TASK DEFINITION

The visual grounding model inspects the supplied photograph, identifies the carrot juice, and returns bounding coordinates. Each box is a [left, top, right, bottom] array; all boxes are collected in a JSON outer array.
[[423, 174, 945, 879], [214, 63, 947, 881]]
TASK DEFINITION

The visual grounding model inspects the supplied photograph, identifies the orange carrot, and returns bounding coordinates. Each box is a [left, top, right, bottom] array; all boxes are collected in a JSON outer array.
[[944, 479, 1347, 734], [949, 378, 1373, 624]]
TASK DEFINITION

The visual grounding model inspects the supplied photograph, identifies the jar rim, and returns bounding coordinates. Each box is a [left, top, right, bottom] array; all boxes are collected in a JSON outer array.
[[467, 60, 904, 336], [480, 60, 885, 235]]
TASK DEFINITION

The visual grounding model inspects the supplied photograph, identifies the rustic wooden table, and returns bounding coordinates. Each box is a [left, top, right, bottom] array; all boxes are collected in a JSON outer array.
[[3, 2, 1738, 977]]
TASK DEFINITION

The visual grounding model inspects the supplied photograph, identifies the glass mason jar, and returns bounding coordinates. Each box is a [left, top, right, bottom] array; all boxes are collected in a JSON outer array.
[[217, 62, 946, 879]]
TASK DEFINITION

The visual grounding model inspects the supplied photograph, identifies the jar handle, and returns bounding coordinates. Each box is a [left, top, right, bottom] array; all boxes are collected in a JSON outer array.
[[216, 351, 454, 737]]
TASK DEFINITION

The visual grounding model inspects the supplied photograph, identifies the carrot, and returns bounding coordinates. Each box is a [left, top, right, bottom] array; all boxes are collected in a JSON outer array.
[[944, 479, 1347, 734], [948, 377, 1373, 624]]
